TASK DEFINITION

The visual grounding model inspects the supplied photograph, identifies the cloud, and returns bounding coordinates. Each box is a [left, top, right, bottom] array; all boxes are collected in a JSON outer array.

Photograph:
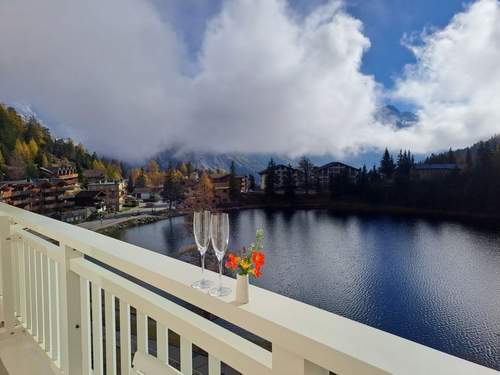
[[392, 0, 500, 152], [0, 0, 387, 161], [0, 0, 188, 160], [1, 0, 499, 161]]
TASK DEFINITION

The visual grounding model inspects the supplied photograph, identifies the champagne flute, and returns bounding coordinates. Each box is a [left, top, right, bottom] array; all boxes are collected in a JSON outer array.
[[191, 211, 213, 289], [209, 212, 231, 297]]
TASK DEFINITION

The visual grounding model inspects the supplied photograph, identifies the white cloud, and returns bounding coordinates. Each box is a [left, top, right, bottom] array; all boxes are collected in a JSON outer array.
[[392, 0, 500, 152], [0, 0, 188, 160], [1, 0, 500, 161], [0, 0, 387, 160]]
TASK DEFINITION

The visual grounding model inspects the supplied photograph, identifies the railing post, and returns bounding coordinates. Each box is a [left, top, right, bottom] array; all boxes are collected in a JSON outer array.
[[272, 345, 329, 375], [58, 244, 83, 374], [0, 216, 15, 334]]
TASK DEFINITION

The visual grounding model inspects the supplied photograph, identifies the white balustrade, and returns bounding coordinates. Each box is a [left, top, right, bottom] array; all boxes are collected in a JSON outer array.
[[0, 203, 498, 375]]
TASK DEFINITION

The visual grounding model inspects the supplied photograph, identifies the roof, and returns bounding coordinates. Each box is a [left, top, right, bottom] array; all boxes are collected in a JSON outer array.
[[414, 163, 464, 170], [318, 161, 359, 171]]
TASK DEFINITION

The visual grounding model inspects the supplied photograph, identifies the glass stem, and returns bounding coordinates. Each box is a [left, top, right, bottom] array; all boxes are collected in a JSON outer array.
[[201, 253, 206, 278], [218, 260, 223, 289]]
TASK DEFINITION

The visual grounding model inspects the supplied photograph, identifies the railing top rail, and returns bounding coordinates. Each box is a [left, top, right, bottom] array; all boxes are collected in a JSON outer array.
[[0, 203, 497, 375]]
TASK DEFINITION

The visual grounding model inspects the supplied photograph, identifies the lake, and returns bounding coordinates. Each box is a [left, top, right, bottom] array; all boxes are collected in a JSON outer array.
[[111, 208, 500, 370]]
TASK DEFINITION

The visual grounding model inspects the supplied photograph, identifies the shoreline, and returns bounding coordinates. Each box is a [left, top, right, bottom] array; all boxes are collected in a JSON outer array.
[[219, 200, 500, 227], [91, 200, 500, 236], [96, 211, 187, 235]]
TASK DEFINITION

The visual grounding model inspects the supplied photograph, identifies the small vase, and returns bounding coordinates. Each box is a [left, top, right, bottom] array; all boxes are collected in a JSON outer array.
[[235, 274, 249, 304]]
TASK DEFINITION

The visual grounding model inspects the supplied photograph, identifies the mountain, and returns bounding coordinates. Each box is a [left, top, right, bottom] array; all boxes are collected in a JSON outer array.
[[154, 105, 419, 175], [155, 149, 294, 177], [376, 105, 418, 129]]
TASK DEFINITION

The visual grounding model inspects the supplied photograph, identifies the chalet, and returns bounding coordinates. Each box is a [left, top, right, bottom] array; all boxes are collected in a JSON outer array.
[[87, 180, 126, 211], [40, 164, 79, 184], [75, 190, 106, 212]]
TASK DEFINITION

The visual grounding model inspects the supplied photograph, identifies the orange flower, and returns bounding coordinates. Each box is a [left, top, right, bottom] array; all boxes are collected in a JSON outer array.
[[251, 251, 265, 268], [225, 253, 240, 270], [251, 266, 262, 278]]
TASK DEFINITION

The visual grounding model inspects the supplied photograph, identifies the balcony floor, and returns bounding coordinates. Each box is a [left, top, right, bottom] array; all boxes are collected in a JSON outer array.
[[0, 299, 57, 375], [0, 330, 58, 375]]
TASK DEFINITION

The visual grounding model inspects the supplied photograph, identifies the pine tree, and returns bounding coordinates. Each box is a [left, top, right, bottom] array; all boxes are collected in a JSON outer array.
[[196, 171, 214, 210], [179, 162, 189, 177], [447, 148, 456, 163], [136, 169, 148, 188], [248, 174, 256, 191], [127, 173, 135, 193], [163, 169, 184, 209], [379, 148, 395, 178], [465, 148, 473, 171], [283, 164, 296, 199], [264, 158, 276, 196], [298, 156, 315, 194], [0, 149, 5, 172], [0, 149, 5, 180]]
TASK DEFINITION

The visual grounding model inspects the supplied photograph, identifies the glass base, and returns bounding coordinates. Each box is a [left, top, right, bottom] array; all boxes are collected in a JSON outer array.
[[208, 286, 231, 297], [191, 278, 213, 289]]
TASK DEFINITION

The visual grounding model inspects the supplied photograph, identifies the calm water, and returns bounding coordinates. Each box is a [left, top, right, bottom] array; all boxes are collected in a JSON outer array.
[[113, 209, 500, 370]]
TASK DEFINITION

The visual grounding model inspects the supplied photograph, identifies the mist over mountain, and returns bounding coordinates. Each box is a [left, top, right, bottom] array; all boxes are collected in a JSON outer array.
[[152, 105, 420, 175]]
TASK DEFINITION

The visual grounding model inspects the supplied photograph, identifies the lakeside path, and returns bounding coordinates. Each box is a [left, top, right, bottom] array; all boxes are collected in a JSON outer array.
[[78, 214, 158, 231]]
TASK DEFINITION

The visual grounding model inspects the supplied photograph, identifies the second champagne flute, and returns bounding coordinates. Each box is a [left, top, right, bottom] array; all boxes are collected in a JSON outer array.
[[191, 211, 213, 289], [209, 212, 231, 297]]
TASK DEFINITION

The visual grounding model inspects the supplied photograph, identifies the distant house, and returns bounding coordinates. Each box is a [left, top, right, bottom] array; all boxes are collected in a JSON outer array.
[[133, 187, 153, 200], [412, 163, 464, 180], [59, 207, 95, 223], [209, 174, 249, 204], [317, 162, 359, 189], [83, 169, 107, 184], [75, 190, 106, 212], [87, 180, 126, 211], [39, 165, 79, 184]]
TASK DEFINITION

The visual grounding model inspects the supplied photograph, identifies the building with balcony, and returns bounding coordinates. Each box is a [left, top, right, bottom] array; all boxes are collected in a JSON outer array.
[[0, 179, 77, 215], [317, 162, 359, 190], [87, 180, 126, 211], [39, 165, 79, 185], [0, 203, 496, 375], [209, 174, 249, 204]]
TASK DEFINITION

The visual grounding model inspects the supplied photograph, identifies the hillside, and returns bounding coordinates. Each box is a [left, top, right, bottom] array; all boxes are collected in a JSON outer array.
[[425, 134, 500, 164], [0, 104, 122, 181]]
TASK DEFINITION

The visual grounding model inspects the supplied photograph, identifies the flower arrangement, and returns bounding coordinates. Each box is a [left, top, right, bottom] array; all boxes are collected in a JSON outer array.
[[225, 229, 265, 278]]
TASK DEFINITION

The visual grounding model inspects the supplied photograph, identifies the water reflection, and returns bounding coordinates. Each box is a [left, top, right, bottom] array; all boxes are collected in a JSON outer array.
[[112, 209, 500, 370]]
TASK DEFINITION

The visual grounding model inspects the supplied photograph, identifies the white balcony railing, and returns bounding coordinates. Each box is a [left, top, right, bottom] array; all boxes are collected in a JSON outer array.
[[0, 202, 498, 375]]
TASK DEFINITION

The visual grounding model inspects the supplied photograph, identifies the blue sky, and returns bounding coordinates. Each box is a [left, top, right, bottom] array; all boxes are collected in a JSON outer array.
[[153, 0, 466, 89]]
